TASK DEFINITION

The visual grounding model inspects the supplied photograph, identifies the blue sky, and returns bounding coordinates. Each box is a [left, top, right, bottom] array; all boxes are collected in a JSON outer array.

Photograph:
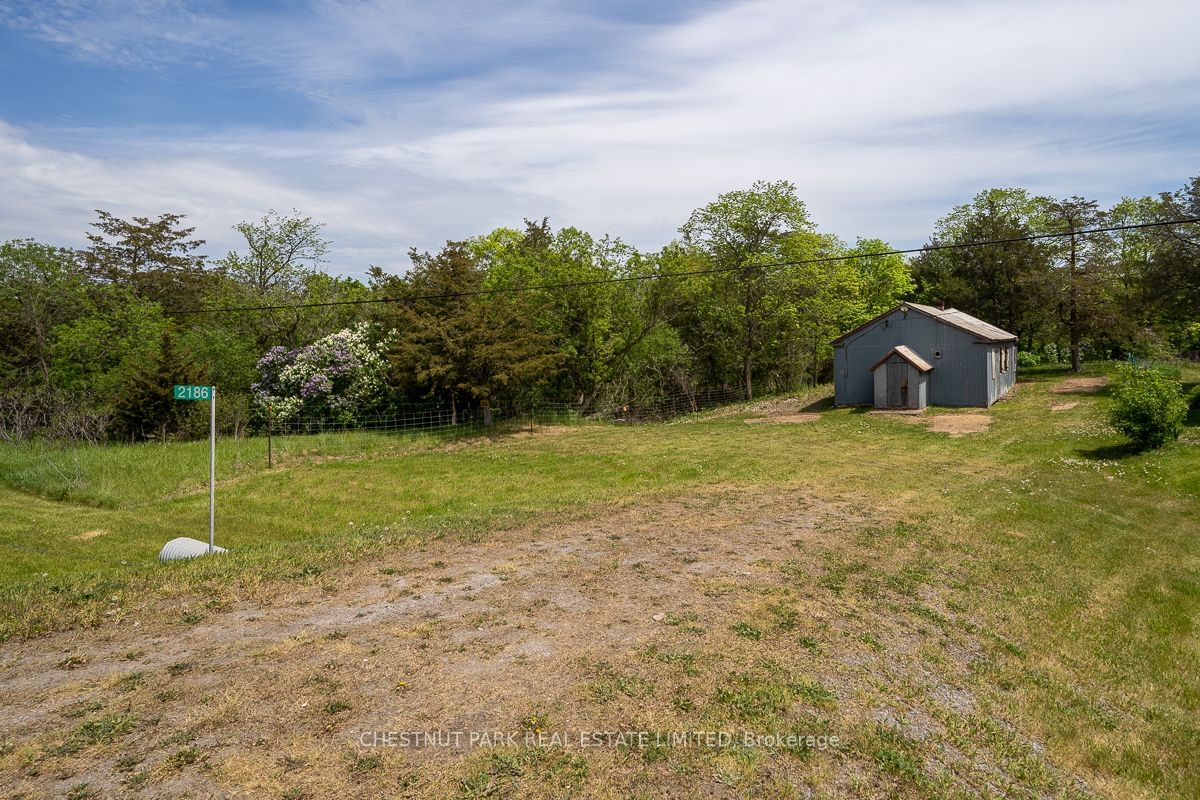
[[1, 0, 1198, 276]]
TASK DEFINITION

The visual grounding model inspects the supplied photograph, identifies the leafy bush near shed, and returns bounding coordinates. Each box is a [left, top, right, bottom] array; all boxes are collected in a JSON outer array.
[[1107, 363, 1188, 450]]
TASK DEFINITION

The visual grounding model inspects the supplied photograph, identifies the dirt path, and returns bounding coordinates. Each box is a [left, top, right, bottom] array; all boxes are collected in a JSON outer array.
[[0, 487, 1079, 799]]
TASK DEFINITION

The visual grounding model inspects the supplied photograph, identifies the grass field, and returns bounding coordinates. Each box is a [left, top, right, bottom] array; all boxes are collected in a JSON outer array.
[[1, 364, 1197, 799]]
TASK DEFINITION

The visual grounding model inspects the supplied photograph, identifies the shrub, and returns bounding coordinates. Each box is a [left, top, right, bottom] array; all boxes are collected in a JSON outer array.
[[1107, 363, 1188, 450], [1129, 328, 1179, 363], [1168, 321, 1200, 354], [1016, 350, 1041, 368], [1041, 342, 1068, 364], [251, 323, 392, 423]]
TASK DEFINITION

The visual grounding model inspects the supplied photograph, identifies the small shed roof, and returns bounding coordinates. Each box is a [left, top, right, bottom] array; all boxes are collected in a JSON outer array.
[[869, 345, 934, 373]]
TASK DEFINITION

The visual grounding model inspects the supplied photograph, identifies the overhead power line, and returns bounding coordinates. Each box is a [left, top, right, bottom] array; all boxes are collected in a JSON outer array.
[[175, 216, 1200, 316]]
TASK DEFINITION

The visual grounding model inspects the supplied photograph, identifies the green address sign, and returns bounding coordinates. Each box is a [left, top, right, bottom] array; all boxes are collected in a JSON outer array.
[[174, 384, 214, 401]]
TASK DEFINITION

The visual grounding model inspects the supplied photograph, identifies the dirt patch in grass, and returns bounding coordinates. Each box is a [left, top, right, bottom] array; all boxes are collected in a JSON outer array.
[[924, 413, 993, 437], [1052, 376, 1108, 394], [743, 413, 821, 425], [439, 424, 577, 451], [74, 529, 108, 541], [880, 410, 993, 437], [1050, 401, 1079, 412], [0, 485, 1085, 799]]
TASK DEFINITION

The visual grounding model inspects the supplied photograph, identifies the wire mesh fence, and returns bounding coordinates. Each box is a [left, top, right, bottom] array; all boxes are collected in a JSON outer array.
[[265, 408, 510, 465], [260, 386, 750, 467]]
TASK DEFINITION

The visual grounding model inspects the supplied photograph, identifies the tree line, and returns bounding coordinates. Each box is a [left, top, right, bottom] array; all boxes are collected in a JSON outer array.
[[1, 178, 1197, 442], [911, 184, 1200, 371]]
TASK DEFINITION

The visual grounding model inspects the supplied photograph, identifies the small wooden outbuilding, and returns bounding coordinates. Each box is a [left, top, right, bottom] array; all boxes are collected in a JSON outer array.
[[870, 345, 932, 409]]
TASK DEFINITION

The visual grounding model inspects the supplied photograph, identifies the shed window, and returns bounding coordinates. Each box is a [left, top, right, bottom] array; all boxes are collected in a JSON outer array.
[[1000, 347, 1008, 374]]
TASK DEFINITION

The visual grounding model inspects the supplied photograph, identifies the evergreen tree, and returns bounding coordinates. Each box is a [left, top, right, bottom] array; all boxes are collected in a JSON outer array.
[[111, 330, 201, 441], [1146, 177, 1200, 321], [911, 188, 1052, 343], [383, 243, 561, 421]]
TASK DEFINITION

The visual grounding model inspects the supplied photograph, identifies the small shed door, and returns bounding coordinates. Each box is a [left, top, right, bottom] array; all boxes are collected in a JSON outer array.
[[886, 362, 905, 407]]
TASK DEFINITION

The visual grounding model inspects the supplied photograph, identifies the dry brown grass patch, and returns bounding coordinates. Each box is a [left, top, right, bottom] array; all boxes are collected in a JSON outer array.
[[875, 409, 993, 436], [1052, 376, 1108, 394], [924, 413, 993, 437], [74, 529, 108, 541], [744, 413, 821, 425]]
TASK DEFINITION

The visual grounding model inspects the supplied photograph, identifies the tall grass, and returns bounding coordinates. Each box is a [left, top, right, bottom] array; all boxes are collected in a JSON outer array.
[[0, 422, 526, 508], [0, 437, 269, 507]]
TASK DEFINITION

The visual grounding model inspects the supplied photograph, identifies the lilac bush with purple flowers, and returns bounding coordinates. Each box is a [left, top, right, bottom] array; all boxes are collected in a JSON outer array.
[[252, 323, 392, 422]]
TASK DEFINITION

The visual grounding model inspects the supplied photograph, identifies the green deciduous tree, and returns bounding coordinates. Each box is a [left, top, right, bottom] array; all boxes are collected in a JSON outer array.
[[843, 237, 916, 318], [680, 180, 816, 400], [0, 239, 87, 390], [1043, 197, 1125, 372], [50, 286, 169, 402], [84, 210, 209, 314], [472, 219, 669, 409], [212, 210, 354, 352], [222, 209, 329, 297], [785, 234, 886, 386]]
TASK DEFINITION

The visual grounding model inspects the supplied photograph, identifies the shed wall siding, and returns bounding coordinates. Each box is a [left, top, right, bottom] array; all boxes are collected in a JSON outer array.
[[985, 347, 998, 406], [1000, 343, 1017, 397], [982, 343, 1018, 406]]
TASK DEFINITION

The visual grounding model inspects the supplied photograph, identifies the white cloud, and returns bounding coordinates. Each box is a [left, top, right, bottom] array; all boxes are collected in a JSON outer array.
[[1, 0, 1197, 273]]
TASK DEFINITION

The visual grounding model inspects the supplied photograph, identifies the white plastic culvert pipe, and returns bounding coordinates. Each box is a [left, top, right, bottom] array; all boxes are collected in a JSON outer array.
[[159, 537, 228, 563]]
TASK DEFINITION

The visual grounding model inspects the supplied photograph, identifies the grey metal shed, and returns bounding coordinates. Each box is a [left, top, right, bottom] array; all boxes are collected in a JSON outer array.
[[832, 302, 1017, 408]]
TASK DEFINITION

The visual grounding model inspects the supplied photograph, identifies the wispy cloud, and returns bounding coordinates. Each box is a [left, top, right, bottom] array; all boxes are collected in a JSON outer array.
[[0, 0, 229, 68], [1, 0, 1197, 273]]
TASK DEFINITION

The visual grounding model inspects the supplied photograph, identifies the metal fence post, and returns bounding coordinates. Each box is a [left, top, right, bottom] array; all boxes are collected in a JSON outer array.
[[267, 402, 274, 469]]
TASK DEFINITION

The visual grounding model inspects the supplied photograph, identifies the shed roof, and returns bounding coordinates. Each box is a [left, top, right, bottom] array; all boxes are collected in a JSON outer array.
[[869, 345, 934, 374], [905, 302, 1017, 342], [831, 301, 1018, 345]]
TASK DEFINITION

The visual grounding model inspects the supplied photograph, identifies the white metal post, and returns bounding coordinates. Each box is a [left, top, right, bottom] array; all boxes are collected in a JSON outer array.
[[209, 386, 216, 554]]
